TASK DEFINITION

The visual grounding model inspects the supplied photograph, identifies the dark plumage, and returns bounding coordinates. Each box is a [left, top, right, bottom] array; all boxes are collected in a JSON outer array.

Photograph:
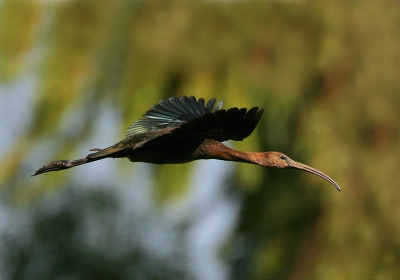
[[33, 96, 340, 191]]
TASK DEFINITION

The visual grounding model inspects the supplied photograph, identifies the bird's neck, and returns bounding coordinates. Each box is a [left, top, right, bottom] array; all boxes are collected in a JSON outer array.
[[196, 140, 269, 166]]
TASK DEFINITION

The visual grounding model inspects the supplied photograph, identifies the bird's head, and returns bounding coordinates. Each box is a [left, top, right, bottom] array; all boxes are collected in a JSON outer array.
[[264, 152, 341, 191]]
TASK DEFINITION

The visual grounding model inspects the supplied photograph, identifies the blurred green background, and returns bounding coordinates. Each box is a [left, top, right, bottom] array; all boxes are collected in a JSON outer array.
[[0, 1, 399, 279]]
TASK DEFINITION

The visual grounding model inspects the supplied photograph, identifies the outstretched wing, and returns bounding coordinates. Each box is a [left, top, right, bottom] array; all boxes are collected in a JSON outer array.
[[87, 96, 263, 160], [128, 95, 264, 142], [126, 96, 223, 137], [175, 106, 264, 141]]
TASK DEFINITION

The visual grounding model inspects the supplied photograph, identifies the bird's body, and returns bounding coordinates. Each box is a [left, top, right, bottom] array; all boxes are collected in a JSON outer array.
[[33, 96, 340, 191]]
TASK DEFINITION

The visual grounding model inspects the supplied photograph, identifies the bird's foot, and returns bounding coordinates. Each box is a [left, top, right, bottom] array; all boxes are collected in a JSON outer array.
[[32, 160, 71, 176]]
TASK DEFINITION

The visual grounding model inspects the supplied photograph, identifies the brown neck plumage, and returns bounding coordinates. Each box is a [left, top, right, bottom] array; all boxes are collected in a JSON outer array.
[[195, 140, 271, 166]]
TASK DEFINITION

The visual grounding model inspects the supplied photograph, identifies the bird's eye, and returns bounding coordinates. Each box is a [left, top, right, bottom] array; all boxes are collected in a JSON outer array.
[[280, 155, 287, 160]]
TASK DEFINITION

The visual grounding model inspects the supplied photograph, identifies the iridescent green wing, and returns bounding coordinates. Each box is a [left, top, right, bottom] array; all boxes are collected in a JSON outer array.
[[126, 95, 223, 137], [127, 95, 264, 142]]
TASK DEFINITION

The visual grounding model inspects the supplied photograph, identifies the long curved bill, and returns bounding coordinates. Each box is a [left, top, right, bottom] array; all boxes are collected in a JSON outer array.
[[289, 161, 341, 192]]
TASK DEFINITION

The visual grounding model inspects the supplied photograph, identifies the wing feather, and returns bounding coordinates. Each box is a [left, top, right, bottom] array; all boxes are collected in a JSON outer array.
[[205, 98, 216, 113], [126, 96, 263, 144], [168, 97, 187, 113], [175, 106, 263, 141], [126, 96, 224, 137], [197, 98, 206, 115]]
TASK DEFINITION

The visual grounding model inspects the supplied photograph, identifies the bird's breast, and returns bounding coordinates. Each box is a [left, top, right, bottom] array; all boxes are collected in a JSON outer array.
[[126, 138, 208, 164]]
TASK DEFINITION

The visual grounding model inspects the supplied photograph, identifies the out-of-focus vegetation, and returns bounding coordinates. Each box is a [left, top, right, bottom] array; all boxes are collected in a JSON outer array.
[[0, 1, 399, 279]]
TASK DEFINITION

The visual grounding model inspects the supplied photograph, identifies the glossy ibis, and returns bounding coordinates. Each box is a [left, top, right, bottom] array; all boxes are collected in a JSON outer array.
[[33, 96, 340, 191]]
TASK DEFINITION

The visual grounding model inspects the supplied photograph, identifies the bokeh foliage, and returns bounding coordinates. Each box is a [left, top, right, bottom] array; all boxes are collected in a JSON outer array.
[[1, 1, 399, 279]]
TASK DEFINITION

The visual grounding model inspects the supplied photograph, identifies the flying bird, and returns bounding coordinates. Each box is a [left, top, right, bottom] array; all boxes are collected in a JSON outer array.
[[33, 96, 340, 191]]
